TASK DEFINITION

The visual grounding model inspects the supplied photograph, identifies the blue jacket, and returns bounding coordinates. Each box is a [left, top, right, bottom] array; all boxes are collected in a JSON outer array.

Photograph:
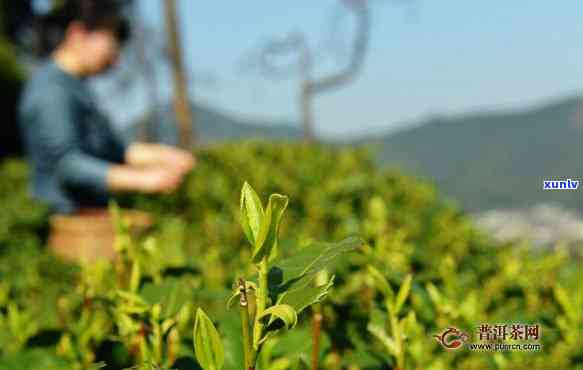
[[19, 61, 127, 214]]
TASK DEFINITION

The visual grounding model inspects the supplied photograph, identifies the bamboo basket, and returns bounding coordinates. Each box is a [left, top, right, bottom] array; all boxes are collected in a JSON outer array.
[[48, 209, 152, 263]]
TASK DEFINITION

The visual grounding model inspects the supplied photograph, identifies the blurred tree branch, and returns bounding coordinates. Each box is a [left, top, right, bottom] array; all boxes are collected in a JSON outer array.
[[254, 0, 371, 141], [131, 3, 159, 143], [163, 0, 195, 149]]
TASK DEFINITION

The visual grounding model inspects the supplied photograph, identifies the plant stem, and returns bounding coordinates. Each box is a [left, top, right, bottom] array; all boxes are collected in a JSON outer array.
[[166, 327, 178, 367], [130, 259, 141, 293], [253, 260, 269, 350], [389, 307, 404, 370], [311, 306, 323, 370], [153, 321, 162, 365], [239, 279, 255, 369]]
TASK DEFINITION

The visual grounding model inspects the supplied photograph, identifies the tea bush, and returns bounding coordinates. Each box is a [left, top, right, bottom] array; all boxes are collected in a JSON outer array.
[[0, 141, 582, 370]]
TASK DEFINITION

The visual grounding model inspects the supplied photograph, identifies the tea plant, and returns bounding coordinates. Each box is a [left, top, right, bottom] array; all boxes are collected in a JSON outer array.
[[2, 142, 583, 369], [366, 267, 414, 370], [196, 182, 362, 370]]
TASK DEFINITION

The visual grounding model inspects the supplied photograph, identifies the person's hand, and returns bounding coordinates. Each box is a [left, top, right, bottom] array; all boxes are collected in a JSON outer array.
[[125, 143, 196, 175], [141, 167, 184, 193], [108, 163, 189, 194], [164, 147, 196, 175]]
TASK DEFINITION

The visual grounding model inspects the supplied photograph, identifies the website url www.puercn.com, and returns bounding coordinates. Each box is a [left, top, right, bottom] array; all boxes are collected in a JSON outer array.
[[543, 179, 579, 190], [466, 342, 542, 352]]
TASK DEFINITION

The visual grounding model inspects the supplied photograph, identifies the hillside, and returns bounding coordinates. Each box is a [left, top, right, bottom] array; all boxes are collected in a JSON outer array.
[[362, 96, 583, 212], [124, 103, 302, 145], [130, 96, 583, 214], [10, 90, 583, 215]]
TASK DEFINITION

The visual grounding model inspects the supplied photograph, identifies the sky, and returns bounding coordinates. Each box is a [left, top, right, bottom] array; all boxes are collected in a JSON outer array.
[[105, 1, 583, 139]]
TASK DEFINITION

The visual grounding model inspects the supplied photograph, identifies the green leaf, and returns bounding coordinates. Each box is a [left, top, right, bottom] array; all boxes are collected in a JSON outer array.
[[116, 290, 147, 304], [161, 318, 176, 335], [140, 278, 193, 319], [271, 326, 330, 361], [109, 202, 131, 252], [345, 324, 384, 368], [369, 306, 388, 332], [267, 237, 361, 313], [115, 290, 149, 314], [269, 236, 362, 291], [401, 311, 417, 334], [35, 285, 62, 329], [258, 304, 298, 330], [367, 323, 397, 356], [295, 356, 310, 370], [554, 284, 578, 322], [108, 202, 126, 234], [367, 265, 394, 301], [252, 194, 289, 263], [87, 363, 107, 369], [0, 349, 69, 370], [394, 274, 412, 314], [219, 311, 245, 370], [240, 182, 265, 247], [194, 308, 224, 370], [115, 312, 141, 336], [278, 275, 335, 314], [425, 282, 442, 306], [129, 261, 141, 294], [269, 358, 293, 370]]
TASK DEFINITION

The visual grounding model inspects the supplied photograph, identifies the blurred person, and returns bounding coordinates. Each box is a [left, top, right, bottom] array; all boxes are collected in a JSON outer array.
[[19, 0, 195, 215]]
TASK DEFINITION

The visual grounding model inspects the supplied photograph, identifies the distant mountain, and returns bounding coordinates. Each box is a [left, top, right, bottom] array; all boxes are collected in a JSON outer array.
[[121, 96, 583, 214], [125, 102, 302, 145], [359, 96, 583, 212]]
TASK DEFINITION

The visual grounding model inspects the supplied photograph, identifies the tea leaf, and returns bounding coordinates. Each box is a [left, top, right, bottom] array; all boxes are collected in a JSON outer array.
[[269, 236, 362, 290], [252, 194, 289, 263], [554, 284, 578, 323], [367, 323, 396, 356], [219, 312, 245, 370], [116, 312, 141, 336], [278, 275, 335, 314], [394, 275, 412, 314], [140, 278, 193, 319], [367, 265, 394, 301], [295, 356, 310, 370], [258, 304, 298, 330], [0, 348, 69, 370], [88, 362, 107, 369], [193, 308, 224, 370], [425, 282, 442, 306], [402, 311, 417, 333], [240, 182, 265, 247], [161, 319, 176, 335], [116, 290, 149, 314]]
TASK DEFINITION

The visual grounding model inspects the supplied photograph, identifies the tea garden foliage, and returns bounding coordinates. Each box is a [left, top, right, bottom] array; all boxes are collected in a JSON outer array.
[[0, 141, 582, 369]]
